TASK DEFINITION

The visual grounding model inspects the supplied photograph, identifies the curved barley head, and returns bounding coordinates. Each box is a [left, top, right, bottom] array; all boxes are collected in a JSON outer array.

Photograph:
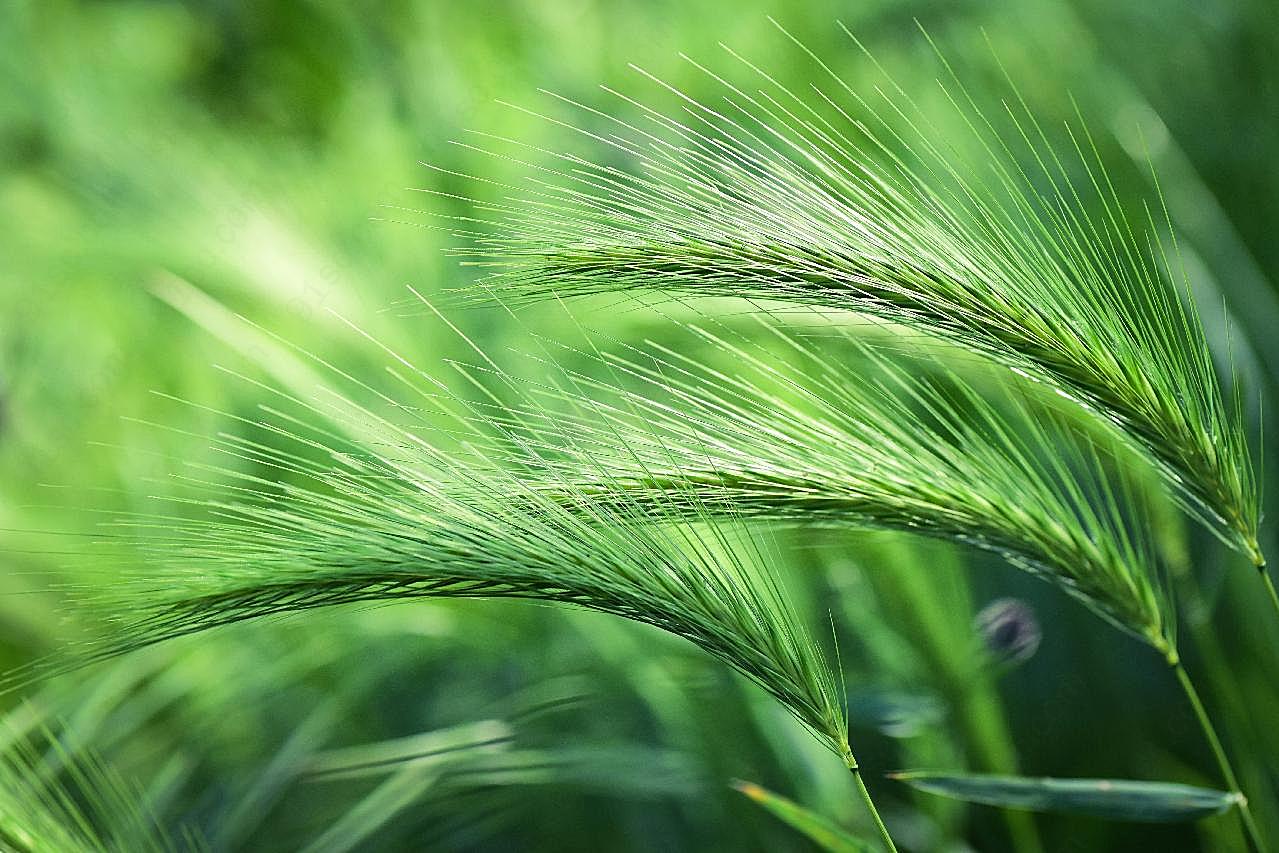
[[432, 24, 1260, 568]]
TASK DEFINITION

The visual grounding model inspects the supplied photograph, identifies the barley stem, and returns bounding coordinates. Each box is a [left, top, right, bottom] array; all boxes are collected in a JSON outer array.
[[1259, 566, 1279, 627], [1173, 661, 1267, 852], [845, 751, 897, 853]]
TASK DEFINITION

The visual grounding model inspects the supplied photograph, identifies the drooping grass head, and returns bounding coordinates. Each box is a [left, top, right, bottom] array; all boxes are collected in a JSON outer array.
[[435, 23, 1261, 568]]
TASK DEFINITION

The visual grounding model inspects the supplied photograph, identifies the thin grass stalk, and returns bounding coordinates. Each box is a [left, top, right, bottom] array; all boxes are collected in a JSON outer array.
[[1177, 585, 1279, 836], [1261, 569, 1279, 626], [844, 752, 897, 853], [1172, 660, 1267, 852]]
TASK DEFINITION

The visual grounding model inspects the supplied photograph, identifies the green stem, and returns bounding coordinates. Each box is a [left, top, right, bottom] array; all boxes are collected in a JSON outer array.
[[1173, 660, 1267, 852], [1260, 566, 1279, 627], [845, 750, 898, 853], [1174, 569, 1279, 834]]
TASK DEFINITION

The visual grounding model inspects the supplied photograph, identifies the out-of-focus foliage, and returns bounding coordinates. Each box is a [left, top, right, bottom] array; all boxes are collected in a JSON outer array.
[[1, 1, 1277, 851]]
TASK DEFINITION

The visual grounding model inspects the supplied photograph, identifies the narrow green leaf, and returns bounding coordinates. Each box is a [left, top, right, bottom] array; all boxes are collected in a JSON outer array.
[[891, 772, 1241, 823], [302, 764, 446, 853], [732, 780, 877, 852]]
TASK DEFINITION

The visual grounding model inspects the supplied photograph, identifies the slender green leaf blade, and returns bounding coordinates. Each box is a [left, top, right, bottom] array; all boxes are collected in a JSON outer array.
[[891, 772, 1241, 823], [732, 780, 877, 852]]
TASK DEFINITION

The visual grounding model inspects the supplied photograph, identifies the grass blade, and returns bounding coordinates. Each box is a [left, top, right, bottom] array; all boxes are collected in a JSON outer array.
[[732, 780, 877, 852], [890, 772, 1242, 823]]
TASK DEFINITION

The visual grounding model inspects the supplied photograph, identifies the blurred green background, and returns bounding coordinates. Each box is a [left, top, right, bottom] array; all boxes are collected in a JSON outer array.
[[2, 1, 1278, 850]]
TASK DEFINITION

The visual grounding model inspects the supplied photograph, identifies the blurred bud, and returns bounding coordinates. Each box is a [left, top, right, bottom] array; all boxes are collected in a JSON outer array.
[[975, 598, 1041, 669]]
